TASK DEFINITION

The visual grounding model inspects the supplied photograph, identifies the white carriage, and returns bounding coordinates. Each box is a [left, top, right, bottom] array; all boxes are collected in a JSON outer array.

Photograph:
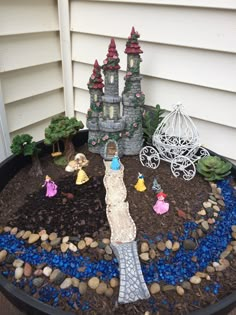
[[139, 103, 209, 180]]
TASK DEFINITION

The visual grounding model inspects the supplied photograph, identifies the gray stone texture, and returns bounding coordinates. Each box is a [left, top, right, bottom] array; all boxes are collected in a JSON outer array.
[[104, 71, 119, 96], [87, 130, 101, 154], [100, 137, 124, 159], [111, 241, 150, 303]]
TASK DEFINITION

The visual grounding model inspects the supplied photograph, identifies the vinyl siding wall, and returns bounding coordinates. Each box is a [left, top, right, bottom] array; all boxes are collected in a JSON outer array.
[[71, 0, 236, 163]]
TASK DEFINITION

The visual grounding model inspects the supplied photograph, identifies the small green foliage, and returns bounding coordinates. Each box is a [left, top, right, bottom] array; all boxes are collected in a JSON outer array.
[[196, 156, 232, 181], [44, 115, 84, 145], [11, 134, 40, 157], [142, 104, 165, 144], [53, 155, 67, 167]]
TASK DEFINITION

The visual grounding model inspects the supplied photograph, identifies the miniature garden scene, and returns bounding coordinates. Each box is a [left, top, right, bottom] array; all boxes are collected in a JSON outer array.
[[0, 28, 236, 315]]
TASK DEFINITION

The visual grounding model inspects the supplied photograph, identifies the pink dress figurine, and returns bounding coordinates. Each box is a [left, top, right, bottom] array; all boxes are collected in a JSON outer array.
[[42, 175, 58, 198], [153, 192, 169, 215]]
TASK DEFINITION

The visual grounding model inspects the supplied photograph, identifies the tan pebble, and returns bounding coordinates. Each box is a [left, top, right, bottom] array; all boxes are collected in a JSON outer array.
[[232, 226, 236, 233], [203, 202, 211, 209], [105, 287, 114, 297], [0, 250, 7, 262], [141, 242, 149, 253], [102, 238, 110, 245], [61, 243, 69, 253], [232, 232, 236, 240], [10, 227, 18, 235], [34, 269, 43, 276], [218, 258, 230, 271], [206, 266, 215, 273], [220, 250, 231, 259], [62, 236, 69, 243], [149, 249, 156, 259], [207, 218, 215, 225], [206, 275, 211, 280], [231, 241, 236, 246], [88, 277, 100, 289], [197, 209, 206, 216], [176, 285, 185, 296], [213, 205, 220, 212], [96, 282, 107, 294], [22, 230, 31, 240], [15, 267, 24, 280], [165, 240, 172, 250], [195, 272, 207, 278], [213, 212, 218, 217], [208, 199, 217, 205], [84, 237, 93, 246], [38, 230, 47, 236], [195, 219, 204, 224], [24, 262, 32, 277], [16, 230, 25, 238], [216, 187, 222, 194], [226, 244, 233, 252], [41, 242, 52, 252], [150, 283, 160, 294], [69, 243, 77, 252], [157, 241, 166, 252], [190, 276, 201, 284], [213, 262, 220, 268], [79, 282, 87, 295], [144, 312, 151, 315], [43, 266, 52, 277], [78, 240, 86, 250], [41, 234, 49, 241], [13, 259, 24, 268], [3, 226, 11, 232], [90, 241, 98, 248], [60, 278, 72, 289], [110, 278, 119, 288], [163, 285, 175, 292], [140, 253, 149, 261], [172, 242, 180, 252], [72, 277, 80, 287], [49, 232, 57, 241], [28, 234, 40, 244]]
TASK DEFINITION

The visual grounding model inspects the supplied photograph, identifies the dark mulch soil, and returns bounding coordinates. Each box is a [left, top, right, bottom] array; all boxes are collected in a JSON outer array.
[[0, 144, 236, 315]]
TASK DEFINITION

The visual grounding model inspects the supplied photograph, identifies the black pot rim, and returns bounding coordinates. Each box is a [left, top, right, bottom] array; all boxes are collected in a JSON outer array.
[[0, 133, 236, 315]]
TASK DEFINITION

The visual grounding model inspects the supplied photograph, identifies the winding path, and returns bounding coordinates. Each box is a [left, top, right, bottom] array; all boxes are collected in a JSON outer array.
[[103, 161, 150, 303]]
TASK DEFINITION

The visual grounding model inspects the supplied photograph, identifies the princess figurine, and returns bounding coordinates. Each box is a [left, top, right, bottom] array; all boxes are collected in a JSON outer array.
[[134, 172, 146, 192], [42, 175, 58, 198], [110, 152, 121, 170], [153, 192, 169, 215], [65, 153, 89, 185]]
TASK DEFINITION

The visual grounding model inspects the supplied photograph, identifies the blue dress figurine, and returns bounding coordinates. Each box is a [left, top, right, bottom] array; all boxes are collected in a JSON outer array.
[[110, 152, 121, 170]]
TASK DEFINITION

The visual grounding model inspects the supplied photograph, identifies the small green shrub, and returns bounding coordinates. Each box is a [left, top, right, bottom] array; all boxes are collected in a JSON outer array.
[[196, 156, 232, 181]]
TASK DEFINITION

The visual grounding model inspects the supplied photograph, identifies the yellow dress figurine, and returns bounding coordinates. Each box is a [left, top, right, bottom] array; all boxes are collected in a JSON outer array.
[[134, 172, 146, 192], [76, 167, 89, 185]]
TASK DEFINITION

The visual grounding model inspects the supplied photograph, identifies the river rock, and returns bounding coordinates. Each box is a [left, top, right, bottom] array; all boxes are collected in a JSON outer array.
[[39, 229, 47, 236], [50, 269, 61, 282], [34, 269, 43, 276], [13, 259, 24, 268], [49, 232, 57, 241], [33, 277, 44, 288], [10, 227, 18, 235], [105, 245, 113, 255], [4, 226, 12, 232], [217, 199, 225, 207], [172, 242, 180, 251], [102, 238, 110, 245], [110, 278, 119, 288], [201, 221, 209, 231], [149, 249, 156, 259], [176, 285, 185, 296], [24, 262, 32, 277], [28, 233, 40, 244], [60, 277, 72, 289], [41, 242, 52, 252], [90, 241, 98, 248], [43, 266, 52, 277], [72, 277, 80, 287], [41, 233, 49, 241], [208, 198, 217, 205], [206, 266, 215, 273], [16, 230, 25, 238], [69, 243, 77, 252], [157, 241, 166, 252], [5, 254, 15, 264], [207, 218, 215, 225], [197, 209, 206, 216], [150, 283, 160, 294], [163, 285, 175, 292], [232, 226, 236, 233], [78, 240, 86, 250], [62, 236, 69, 243], [141, 242, 149, 253], [84, 237, 93, 246], [15, 267, 24, 280], [166, 240, 172, 250], [213, 205, 220, 212], [61, 243, 69, 253], [140, 253, 150, 261], [183, 239, 196, 250], [50, 237, 61, 247], [104, 254, 112, 261], [220, 250, 231, 259], [181, 281, 192, 290], [190, 276, 201, 284], [79, 282, 87, 295], [96, 282, 107, 294], [203, 202, 211, 209], [105, 287, 114, 297], [88, 277, 100, 289], [22, 230, 31, 240], [0, 250, 7, 262]]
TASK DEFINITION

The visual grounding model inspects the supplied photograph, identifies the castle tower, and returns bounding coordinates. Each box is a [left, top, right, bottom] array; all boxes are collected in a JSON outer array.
[[86, 60, 104, 153], [122, 27, 144, 155], [99, 38, 125, 159]]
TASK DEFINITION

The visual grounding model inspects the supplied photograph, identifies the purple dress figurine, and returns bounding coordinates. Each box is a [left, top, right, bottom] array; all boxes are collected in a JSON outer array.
[[42, 175, 58, 198], [153, 192, 169, 215]]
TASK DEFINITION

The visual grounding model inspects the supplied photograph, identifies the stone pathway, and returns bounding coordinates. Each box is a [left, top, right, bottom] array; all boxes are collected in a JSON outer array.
[[103, 161, 150, 303]]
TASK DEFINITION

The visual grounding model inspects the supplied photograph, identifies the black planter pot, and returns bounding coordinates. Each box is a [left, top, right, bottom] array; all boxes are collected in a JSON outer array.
[[0, 131, 236, 315]]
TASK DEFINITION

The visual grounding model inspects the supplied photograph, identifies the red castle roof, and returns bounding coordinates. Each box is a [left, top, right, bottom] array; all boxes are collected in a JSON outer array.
[[87, 59, 104, 89], [103, 38, 120, 71], [125, 26, 143, 55]]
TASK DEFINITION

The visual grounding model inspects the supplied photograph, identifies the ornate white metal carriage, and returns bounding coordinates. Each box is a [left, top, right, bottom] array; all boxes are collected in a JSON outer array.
[[139, 103, 209, 180]]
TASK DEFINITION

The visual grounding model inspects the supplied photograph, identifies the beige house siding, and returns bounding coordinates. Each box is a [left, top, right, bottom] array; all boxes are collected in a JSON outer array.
[[71, 0, 236, 162], [0, 0, 64, 153]]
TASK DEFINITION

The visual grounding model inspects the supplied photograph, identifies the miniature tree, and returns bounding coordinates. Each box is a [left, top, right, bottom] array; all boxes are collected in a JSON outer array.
[[44, 115, 84, 162], [10, 134, 42, 177]]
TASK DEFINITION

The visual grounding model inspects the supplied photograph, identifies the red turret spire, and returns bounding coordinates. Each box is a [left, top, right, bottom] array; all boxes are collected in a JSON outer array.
[[103, 38, 120, 71], [125, 26, 143, 54], [87, 59, 104, 89]]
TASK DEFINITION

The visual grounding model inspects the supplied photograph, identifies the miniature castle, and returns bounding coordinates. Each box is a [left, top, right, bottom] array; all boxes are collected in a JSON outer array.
[[86, 27, 145, 160]]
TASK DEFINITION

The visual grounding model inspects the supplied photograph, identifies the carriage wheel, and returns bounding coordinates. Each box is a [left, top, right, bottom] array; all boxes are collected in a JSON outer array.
[[198, 147, 210, 159], [171, 156, 196, 181], [139, 146, 160, 169]]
